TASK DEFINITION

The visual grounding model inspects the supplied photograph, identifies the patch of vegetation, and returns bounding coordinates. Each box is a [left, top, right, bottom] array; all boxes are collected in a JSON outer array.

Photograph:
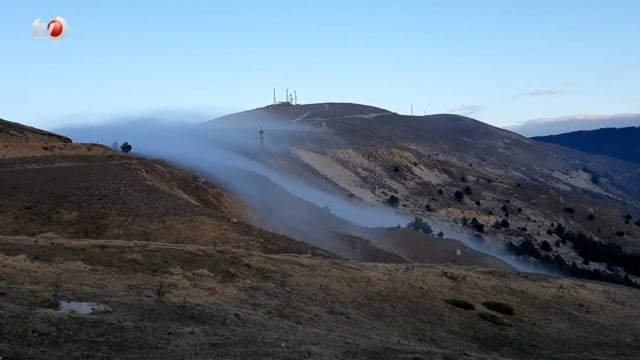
[[407, 217, 433, 235], [540, 240, 552, 252], [508, 226, 640, 288], [463, 186, 473, 196], [436, 231, 444, 238], [475, 200, 481, 206], [500, 219, 510, 228], [454, 190, 464, 201], [437, 188, 443, 195], [120, 141, 132, 154], [507, 239, 541, 259], [615, 231, 625, 237], [587, 214, 595, 221], [477, 312, 511, 326], [444, 299, 475, 310], [470, 218, 485, 233], [482, 301, 515, 315], [563, 207, 576, 214], [385, 195, 400, 207]]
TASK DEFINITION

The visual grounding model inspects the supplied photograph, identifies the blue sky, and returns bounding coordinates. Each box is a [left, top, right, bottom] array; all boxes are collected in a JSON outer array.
[[1, 0, 638, 135]]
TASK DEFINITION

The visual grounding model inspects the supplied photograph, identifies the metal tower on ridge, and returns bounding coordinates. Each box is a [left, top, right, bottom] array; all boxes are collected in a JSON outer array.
[[273, 89, 276, 104]]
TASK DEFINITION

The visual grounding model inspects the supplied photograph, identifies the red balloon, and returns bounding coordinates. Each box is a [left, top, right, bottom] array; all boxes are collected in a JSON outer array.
[[47, 20, 63, 37]]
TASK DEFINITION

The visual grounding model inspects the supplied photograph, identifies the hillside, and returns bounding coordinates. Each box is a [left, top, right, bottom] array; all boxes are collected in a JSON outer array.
[[0, 136, 327, 257], [2, 117, 640, 359], [533, 126, 640, 166], [0, 118, 71, 144], [209, 103, 640, 286]]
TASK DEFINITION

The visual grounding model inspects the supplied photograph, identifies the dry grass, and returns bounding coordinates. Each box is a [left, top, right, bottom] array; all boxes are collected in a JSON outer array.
[[1, 235, 640, 359]]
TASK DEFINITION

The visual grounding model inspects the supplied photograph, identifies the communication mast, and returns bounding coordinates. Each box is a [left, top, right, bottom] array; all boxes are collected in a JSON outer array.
[[294, 90, 297, 105], [273, 88, 276, 104]]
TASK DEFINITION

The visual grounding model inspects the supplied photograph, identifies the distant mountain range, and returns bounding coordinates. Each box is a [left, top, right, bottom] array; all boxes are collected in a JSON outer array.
[[533, 126, 640, 166]]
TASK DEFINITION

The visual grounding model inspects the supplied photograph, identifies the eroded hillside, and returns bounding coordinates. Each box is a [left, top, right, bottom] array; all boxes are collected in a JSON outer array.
[[211, 103, 640, 286]]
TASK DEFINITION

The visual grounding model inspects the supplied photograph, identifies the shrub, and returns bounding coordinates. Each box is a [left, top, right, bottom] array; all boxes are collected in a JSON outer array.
[[424, 204, 433, 212], [587, 214, 595, 221], [500, 219, 510, 228], [463, 186, 473, 196], [120, 141, 132, 154], [563, 207, 576, 214], [454, 190, 464, 201], [624, 213, 633, 221], [540, 240, 552, 252], [436, 231, 444, 238], [386, 195, 400, 207], [407, 217, 434, 235], [635, 220, 640, 227], [437, 188, 443, 195], [460, 176, 467, 183], [501, 205, 508, 213], [475, 200, 481, 206], [444, 299, 475, 310], [615, 231, 625, 237], [482, 301, 515, 315], [469, 218, 485, 233]]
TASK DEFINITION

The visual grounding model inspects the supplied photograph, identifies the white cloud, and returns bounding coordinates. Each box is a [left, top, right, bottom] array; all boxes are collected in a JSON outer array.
[[447, 104, 483, 116], [506, 113, 640, 137], [515, 89, 565, 98]]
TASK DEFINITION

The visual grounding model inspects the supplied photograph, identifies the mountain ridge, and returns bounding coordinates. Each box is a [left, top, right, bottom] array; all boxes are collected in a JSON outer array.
[[533, 126, 640, 166]]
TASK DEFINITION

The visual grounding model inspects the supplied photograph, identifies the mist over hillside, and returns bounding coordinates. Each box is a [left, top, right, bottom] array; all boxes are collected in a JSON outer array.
[[56, 111, 549, 272]]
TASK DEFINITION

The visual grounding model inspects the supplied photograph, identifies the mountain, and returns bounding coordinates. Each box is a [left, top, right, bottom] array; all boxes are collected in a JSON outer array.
[[2, 116, 640, 359], [210, 102, 640, 285], [533, 126, 640, 166]]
